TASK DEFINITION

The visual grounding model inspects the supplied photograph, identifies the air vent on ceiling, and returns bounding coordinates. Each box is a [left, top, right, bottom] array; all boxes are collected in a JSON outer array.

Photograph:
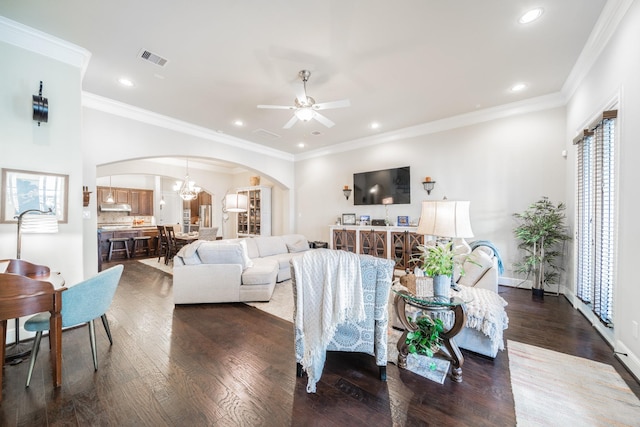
[[253, 129, 281, 139], [138, 49, 168, 67]]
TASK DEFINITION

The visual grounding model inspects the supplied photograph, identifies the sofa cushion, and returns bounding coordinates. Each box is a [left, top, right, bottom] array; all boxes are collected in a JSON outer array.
[[242, 258, 279, 285], [196, 242, 247, 267], [255, 236, 288, 258], [286, 239, 310, 253], [458, 247, 493, 287], [243, 238, 260, 259]]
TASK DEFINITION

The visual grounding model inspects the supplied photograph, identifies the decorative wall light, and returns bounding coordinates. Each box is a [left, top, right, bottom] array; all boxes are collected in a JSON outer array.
[[422, 176, 436, 195], [342, 185, 352, 200], [83, 186, 92, 207], [32, 81, 48, 126]]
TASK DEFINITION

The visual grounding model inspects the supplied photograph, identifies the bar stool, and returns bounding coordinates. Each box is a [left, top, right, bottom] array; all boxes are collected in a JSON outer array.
[[107, 237, 130, 261], [131, 236, 151, 258]]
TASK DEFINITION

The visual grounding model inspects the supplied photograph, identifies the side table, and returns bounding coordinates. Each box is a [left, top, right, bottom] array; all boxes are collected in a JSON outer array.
[[393, 288, 468, 382]]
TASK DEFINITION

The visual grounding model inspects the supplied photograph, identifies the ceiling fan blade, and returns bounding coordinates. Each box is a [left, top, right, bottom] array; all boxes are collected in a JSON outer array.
[[257, 104, 295, 110], [295, 83, 308, 105], [283, 115, 299, 129], [313, 99, 351, 110], [313, 112, 335, 128]]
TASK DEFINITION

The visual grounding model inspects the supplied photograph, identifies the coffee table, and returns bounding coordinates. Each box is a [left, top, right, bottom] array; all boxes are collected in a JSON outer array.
[[393, 288, 468, 382]]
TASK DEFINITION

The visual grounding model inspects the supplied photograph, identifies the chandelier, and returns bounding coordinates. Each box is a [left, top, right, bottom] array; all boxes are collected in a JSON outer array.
[[174, 159, 201, 201]]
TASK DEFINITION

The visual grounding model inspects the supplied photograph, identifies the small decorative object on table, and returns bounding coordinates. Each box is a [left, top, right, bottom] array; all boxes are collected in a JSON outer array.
[[359, 215, 370, 226], [342, 213, 356, 225], [397, 216, 409, 226]]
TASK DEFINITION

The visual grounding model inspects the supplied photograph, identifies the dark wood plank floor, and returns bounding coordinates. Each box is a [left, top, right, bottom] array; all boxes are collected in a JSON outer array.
[[1, 259, 638, 426]]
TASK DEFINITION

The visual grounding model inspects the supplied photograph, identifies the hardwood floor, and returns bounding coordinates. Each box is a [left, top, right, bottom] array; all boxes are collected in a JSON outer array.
[[1, 259, 638, 426]]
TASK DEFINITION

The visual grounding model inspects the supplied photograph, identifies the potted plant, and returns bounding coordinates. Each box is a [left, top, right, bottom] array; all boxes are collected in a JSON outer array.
[[405, 315, 444, 357], [414, 241, 456, 298], [513, 197, 571, 299]]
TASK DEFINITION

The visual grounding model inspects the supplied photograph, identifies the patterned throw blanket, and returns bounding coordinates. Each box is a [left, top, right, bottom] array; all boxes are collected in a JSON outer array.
[[292, 249, 364, 393], [431, 286, 509, 354]]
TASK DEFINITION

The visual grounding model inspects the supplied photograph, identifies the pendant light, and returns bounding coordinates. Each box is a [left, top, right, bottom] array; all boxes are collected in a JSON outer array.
[[177, 159, 201, 201], [106, 176, 114, 203]]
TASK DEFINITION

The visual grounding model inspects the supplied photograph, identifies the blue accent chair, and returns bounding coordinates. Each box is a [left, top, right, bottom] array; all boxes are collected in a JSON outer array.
[[24, 264, 124, 387], [291, 252, 394, 389]]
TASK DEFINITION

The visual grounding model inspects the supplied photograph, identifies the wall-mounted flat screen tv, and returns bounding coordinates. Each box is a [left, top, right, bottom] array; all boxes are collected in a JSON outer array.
[[353, 166, 411, 205]]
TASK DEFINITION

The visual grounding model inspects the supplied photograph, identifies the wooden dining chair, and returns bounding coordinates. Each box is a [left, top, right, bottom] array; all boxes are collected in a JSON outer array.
[[164, 226, 184, 265], [156, 225, 169, 263]]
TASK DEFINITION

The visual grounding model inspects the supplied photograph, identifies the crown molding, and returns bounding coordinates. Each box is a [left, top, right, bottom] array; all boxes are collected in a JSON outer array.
[[295, 92, 566, 161], [82, 92, 294, 162], [562, 0, 634, 99], [0, 16, 91, 78]]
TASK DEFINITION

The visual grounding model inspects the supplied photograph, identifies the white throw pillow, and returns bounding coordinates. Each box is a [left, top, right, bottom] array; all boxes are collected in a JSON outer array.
[[458, 247, 493, 287], [286, 239, 309, 253]]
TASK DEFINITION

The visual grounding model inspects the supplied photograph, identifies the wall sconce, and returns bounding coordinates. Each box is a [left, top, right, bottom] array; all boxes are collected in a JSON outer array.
[[83, 186, 92, 207], [343, 185, 352, 200], [422, 176, 436, 195], [32, 81, 48, 126]]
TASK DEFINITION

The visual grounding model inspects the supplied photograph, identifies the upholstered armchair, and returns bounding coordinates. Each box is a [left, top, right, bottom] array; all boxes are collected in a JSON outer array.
[[291, 250, 395, 393]]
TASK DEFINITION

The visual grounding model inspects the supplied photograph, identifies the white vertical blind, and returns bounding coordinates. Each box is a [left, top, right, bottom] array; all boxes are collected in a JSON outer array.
[[574, 111, 617, 326]]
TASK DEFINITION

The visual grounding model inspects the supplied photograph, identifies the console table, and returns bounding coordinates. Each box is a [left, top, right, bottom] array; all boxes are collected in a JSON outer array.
[[393, 288, 468, 382], [329, 225, 425, 270]]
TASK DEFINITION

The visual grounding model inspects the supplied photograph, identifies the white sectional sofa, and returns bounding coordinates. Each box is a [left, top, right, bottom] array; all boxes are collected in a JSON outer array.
[[172, 234, 311, 305]]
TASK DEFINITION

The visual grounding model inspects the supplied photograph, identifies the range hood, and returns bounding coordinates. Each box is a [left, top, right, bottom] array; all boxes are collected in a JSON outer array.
[[99, 203, 132, 212]]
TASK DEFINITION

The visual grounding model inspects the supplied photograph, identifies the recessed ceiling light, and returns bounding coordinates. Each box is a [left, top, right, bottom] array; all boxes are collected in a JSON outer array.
[[297, 142, 305, 148], [117, 77, 134, 87], [370, 122, 380, 130], [511, 83, 527, 92], [233, 120, 244, 126], [311, 131, 321, 136], [519, 8, 543, 24]]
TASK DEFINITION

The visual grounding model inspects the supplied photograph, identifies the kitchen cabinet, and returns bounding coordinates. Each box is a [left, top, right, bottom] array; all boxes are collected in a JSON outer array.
[[97, 187, 153, 215], [236, 186, 271, 237], [130, 190, 153, 215]]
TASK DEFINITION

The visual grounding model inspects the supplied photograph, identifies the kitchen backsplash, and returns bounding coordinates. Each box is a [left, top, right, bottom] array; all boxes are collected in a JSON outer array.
[[98, 211, 154, 225]]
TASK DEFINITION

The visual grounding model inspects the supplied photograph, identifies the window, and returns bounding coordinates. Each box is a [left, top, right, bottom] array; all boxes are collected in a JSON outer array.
[[574, 110, 617, 326]]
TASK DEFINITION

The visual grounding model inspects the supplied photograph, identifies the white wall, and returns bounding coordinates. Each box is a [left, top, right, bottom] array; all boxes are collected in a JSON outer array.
[[0, 38, 85, 342], [295, 107, 567, 277], [565, 0, 640, 378]]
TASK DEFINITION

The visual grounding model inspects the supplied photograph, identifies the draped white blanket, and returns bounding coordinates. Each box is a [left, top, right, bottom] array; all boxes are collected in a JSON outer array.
[[292, 249, 365, 393]]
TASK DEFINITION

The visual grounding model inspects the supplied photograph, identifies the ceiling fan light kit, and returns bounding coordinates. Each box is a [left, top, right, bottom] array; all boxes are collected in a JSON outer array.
[[258, 70, 350, 129]]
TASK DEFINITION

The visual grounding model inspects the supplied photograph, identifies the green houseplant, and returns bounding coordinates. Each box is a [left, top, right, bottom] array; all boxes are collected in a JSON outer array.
[[513, 197, 570, 298], [412, 241, 459, 298], [405, 315, 444, 357]]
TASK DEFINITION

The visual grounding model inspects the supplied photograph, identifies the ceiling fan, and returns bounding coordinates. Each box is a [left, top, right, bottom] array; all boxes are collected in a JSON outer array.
[[257, 70, 350, 129]]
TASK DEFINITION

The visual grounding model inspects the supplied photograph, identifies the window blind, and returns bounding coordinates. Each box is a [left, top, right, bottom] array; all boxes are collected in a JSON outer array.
[[574, 110, 617, 326]]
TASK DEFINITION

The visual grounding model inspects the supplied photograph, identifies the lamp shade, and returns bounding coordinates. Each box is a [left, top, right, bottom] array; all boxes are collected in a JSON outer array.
[[20, 214, 58, 234], [416, 200, 473, 238], [225, 193, 248, 212]]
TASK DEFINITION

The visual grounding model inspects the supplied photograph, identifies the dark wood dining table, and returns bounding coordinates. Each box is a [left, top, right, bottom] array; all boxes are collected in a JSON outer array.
[[0, 259, 66, 401]]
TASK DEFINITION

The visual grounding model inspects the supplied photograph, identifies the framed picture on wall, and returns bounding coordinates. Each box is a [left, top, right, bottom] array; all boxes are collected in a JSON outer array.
[[397, 215, 409, 226], [342, 213, 357, 225], [1, 168, 68, 223]]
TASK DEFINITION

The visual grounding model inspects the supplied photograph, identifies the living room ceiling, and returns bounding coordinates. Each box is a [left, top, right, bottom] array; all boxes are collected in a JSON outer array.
[[1, 1, 607, 155]]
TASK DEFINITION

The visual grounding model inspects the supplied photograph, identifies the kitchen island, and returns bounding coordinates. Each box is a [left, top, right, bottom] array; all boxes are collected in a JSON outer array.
[[97, 226, 159, 271]]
